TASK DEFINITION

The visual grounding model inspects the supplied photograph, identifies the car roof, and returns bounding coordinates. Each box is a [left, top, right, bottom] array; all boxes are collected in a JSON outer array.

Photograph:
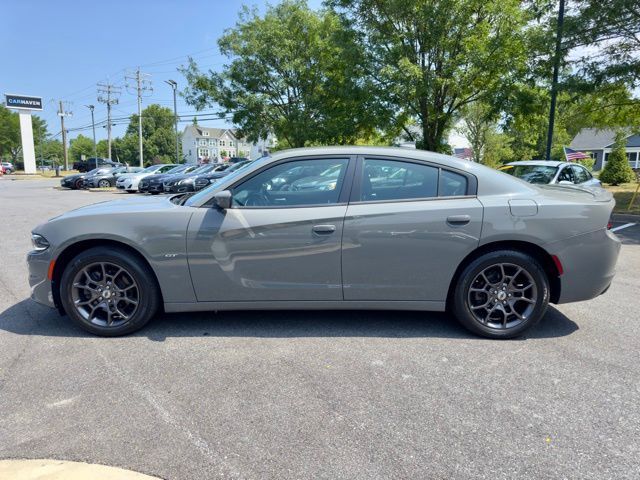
[[506, 160, 567, 167]]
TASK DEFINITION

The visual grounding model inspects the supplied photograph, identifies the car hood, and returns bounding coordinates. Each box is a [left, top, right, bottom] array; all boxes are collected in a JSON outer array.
[[53, 195, 178, 220], [118, 172, 153, 181]]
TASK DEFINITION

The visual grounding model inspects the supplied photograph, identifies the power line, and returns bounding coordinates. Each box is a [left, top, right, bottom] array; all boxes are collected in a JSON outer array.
[[125, 68, 153, 167], [97, 82, 121, 160]]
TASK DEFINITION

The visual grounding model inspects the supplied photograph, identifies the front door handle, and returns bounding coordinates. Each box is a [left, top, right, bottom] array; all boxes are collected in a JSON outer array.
[[446, 215, 471, 226], [312, 224, 336, 234]]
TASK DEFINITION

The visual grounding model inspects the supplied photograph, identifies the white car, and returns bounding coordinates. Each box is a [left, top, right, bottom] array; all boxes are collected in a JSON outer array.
[[501, 161, 601, 187], [115, 164, 177, 192]]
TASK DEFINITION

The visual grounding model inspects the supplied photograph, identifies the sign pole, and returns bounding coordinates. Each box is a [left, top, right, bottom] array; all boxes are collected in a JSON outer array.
[[5, 94, 43, 175], [18, 112, 37, 174]]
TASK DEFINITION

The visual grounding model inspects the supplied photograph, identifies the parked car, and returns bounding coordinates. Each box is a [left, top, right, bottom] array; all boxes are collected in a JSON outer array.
[[115, 164, 178, 192], [192, 160, 252, 191], [162, 164, 221, 193], [28, 147, 620, 338], [1, 162, 14, 174], [60, 167, 115, 190], [139, 164, 200, 194], [83, 166, 144, 188], [500, 161, 601, 187], [228, 156, 249, 164], [73, 158, 121, 173]]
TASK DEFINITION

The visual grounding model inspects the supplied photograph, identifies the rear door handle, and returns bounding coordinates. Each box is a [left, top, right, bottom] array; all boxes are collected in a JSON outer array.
[[312, 224, 336, 234], [446, 215, 471, 226]]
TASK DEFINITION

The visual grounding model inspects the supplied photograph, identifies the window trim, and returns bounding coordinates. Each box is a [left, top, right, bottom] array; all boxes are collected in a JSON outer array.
[[219, 155, 357, 210], [349, 155, 477, 205]]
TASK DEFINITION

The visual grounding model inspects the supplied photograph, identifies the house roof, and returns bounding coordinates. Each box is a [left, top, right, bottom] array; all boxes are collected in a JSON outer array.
[[183, 125, 245, 140], [568, 128, 637, 149]]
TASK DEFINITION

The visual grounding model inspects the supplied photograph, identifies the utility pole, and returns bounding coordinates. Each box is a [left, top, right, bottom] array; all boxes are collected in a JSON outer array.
[[97, 82, 121, 161], [57, 101, 72, 170], [165, 79, 179, 163], [86, 105, 98, 168], [545, 0, 566, 161], [126, 68, 152, 167]]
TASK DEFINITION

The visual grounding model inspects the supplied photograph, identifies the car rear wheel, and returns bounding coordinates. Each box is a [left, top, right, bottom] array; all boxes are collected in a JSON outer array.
[[451, 250, 550, 339], [98, 179, 111, 188], [60, 246, 160, 336]]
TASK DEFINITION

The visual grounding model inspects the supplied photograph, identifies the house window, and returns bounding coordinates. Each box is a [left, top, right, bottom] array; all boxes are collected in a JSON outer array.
[[220, 140, 225, 147], [203, 131, 209, 137], [198, 148, 209, 157], [209, 140, 215, 146], [628, 152, 639, 169]]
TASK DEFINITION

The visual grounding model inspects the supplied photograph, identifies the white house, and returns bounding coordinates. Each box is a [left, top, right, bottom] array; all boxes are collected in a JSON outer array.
[[181, 126, 255, 164], [569, 128, 640, 171]]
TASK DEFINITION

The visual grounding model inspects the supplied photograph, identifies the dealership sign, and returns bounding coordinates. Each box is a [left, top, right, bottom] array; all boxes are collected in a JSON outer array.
[[5, 94, 43, 111]]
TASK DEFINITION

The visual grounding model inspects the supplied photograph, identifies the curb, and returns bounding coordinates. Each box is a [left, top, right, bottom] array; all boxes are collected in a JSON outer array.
[[0, 459, 163, 480]]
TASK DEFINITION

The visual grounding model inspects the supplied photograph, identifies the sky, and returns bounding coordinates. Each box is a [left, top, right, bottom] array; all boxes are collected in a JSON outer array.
[[0, 0, 322, 142]]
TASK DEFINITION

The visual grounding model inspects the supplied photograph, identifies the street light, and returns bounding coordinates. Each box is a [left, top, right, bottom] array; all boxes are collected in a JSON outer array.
[[164, 79, 180, 164], [85, 104, 97, 169]]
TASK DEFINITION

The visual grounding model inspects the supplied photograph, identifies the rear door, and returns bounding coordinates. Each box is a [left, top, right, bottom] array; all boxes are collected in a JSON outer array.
[[342, 156, 483, 302]]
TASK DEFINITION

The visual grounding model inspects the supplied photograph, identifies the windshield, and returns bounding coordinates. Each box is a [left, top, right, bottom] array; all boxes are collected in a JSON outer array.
[[184, 158, 264, 206], [503, 165, 558, 184]]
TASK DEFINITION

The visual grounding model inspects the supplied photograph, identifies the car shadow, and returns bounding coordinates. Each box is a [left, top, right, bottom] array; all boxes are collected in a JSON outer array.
[[0, 298, 578, 341]]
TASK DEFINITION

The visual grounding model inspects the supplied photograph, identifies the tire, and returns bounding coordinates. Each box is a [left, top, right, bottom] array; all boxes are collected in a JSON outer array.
[[74, 179, 84, 189], [98, 179, 111, 188], [450, 250, 550, 339], [60, 246, 161, 336]]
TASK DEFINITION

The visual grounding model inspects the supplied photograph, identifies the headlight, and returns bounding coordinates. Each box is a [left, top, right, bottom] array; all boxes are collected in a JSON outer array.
[[31, 233, 50, 252], [178, 178, 194, 185]]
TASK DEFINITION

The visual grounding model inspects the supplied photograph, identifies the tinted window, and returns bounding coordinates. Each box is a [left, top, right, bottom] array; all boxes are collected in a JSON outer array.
[[557, 167, 575, 183], [571, 165, 590, 183], [360, 159, 438, 201], [232, 158, 348, 207], [503, 165, 558, 184], [439, 169, 468, 196]]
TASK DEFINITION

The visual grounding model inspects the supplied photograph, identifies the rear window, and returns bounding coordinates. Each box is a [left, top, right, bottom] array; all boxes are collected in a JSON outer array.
[[504, 165, 558, 184]]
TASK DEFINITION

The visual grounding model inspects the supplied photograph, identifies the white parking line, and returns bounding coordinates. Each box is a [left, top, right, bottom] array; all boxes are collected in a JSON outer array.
[[611, 222, 637, 232]]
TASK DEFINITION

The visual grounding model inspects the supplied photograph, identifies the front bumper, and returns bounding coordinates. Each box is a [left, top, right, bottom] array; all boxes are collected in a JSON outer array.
[[164, 183, 195, 193], [550, 228, 621, 304], [27, 250, 56, 308]]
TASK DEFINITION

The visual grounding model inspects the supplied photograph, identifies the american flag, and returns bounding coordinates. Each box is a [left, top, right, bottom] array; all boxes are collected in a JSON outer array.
[[563, 146, 590, 161]]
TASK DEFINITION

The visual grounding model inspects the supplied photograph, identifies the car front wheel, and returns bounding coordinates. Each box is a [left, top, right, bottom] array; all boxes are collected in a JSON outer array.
[[60, 246, 160, 336], [98, 179, 111, 188], [451, 250, 550, 339]]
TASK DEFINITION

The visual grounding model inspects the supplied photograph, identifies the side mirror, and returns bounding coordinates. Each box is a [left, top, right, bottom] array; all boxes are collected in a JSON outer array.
[[213, 190, 232, 209]]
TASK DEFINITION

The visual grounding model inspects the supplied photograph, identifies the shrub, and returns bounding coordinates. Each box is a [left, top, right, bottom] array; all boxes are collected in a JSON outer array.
[[600, 131, 635, 185]]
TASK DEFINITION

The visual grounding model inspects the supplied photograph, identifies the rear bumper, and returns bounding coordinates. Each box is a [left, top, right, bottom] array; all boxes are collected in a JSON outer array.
[[550, 228, 621, 304]]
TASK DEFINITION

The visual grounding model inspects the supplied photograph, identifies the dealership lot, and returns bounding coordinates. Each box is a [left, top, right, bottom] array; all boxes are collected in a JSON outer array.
[[1, 178, 639, 479]]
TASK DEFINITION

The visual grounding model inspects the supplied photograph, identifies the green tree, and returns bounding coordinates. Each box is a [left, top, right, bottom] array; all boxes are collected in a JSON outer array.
[[329, 0, 529, 152], [181, 0, 382, 148], [68, 134, 96, 162], [0, 106, 22, 162], [457, 102, 497, 164], [122, 104, 181, 164], [599, 130, 635, 185]]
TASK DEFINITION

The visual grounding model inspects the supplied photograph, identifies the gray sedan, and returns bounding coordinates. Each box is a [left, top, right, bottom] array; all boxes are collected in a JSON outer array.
[[27, 147, 620, 339]]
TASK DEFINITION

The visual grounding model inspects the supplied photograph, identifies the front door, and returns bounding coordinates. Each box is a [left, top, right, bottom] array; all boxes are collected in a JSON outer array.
[[187, 156, 353, 302], [342, 157, 483, 302]]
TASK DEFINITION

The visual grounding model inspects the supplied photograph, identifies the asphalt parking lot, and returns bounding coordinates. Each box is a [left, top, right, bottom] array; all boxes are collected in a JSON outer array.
[[1, 178, 639, 480]]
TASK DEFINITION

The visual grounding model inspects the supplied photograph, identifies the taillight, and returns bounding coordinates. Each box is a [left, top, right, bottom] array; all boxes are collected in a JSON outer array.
[[607, 218, 613, 230]]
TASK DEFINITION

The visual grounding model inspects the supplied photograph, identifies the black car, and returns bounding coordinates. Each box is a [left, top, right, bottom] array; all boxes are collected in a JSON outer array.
[[83, 166, 144, 188], [73, 158, 121, 173], [139, 164, 200, 194], [162, 164, 221, 193], [61, 167, 115, 189], [192, 160, 252, 191]]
